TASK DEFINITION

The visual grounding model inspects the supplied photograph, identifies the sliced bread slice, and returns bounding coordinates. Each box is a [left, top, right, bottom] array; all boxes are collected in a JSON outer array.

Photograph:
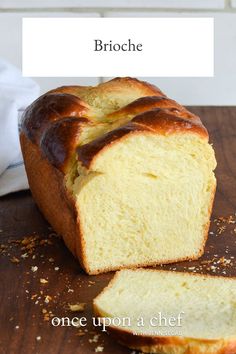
[[93, 269, 236, 354]]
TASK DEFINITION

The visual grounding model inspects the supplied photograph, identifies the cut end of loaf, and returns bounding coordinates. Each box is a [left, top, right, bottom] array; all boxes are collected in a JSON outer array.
[[93, 269, 236, 353], [72, 132, 216, 274]]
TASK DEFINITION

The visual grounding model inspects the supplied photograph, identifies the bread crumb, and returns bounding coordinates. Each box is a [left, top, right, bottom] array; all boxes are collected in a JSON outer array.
[[31, 266, 38, 272], [40, 278, 48, 284], [76, 329, 86, 336], [95, 346, 104, 353], [89, 334, 100, 343], [41, 308, 53, 321], [10, 256, 20, 263], [77, 332, 85, 336], [44, 295, 52, 304], [218, 226, 226, 235], [54, 267, 59, 271], [68, 303, 86, 312], [36, 336, 41, 341]]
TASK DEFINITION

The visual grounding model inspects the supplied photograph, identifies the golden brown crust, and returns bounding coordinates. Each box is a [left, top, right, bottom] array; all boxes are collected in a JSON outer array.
[[20, 133, 88, 272], [21, 77, 204, 173], [99, 77, 166, 96], [107, 96, 197, 121], [22, 93, 90, 143], [48, 77, 165, 98], [77, 108, 208, 169], [40, 117, 89, 172]]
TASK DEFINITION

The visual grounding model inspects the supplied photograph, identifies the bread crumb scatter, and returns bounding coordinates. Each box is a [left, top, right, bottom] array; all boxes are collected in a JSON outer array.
[[215, 215, 236, 224], [213, 214, 236, 236], [68, 303, 86, 312], [0, 232, 60, 261], [1, 213, 235, 347]]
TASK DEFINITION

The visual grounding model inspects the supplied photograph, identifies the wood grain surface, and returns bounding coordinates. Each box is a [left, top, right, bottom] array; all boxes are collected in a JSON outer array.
[[0, 107, 236, 354]]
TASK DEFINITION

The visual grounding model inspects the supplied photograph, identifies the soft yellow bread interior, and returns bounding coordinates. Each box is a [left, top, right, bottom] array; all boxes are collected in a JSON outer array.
[[72, 133, 216, 273], [94, 269, 236, 339]]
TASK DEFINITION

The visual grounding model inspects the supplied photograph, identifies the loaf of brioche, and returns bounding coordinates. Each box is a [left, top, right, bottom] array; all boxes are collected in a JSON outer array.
[[93, 269, 236, 354], [20, 77, 216, 274]]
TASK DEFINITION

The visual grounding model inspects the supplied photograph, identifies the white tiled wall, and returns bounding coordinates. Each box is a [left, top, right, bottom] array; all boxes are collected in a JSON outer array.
[[0, 0, 227, 10], [0, 1, 236, 105]]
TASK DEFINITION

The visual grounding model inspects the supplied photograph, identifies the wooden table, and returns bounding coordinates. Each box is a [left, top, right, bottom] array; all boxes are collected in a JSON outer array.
[[1, 107, 236, 354]]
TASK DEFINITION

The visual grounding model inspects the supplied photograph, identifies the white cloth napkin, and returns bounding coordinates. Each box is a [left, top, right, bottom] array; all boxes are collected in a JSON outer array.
[[0, 59, 40, 196]]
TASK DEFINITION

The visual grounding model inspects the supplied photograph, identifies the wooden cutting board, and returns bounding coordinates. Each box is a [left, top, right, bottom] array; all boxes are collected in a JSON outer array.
[[0, 107, 236, 354]]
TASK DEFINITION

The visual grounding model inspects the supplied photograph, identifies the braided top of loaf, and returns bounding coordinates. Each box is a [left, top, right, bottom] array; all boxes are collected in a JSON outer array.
[[21, 77, 208, 175]]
